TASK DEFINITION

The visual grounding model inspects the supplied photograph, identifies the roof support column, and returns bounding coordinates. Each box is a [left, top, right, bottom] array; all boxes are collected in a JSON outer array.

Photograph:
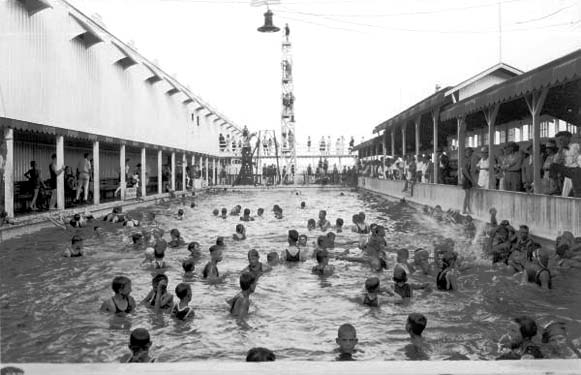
[[484, 104, 500, 190], [182, 153, 187, 192], [157, 150, 162, 195], [119, 144, 126, 201], [414, 116, 421, 157], [171, 152, 176, 192], [3, 128, 14, 218], [205, 157, 209, 182], [391, 129, 395, 158], [457, 116, 466, 186], [213, 158, 217, 185], [431, 108, 440, 184], [93, 141, 100, 205], [401, 124, 407, 157], [383, 130, 388, 159], [525, 89, 548, 194], [141, 147, 147, 198]]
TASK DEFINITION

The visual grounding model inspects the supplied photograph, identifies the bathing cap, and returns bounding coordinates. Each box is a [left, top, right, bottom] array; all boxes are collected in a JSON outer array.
[[129, 328, 151, 348], [365, 277, 380, 291], [288, 230, 299, 242]]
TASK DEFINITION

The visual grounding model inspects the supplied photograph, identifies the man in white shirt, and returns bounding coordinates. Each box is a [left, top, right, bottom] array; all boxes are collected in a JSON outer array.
[[75, 153, 91, 203], [555, 131, 580, 197]]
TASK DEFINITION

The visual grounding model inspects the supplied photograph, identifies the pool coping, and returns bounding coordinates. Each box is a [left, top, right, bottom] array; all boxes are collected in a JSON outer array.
[[1, 359, 580, 374]]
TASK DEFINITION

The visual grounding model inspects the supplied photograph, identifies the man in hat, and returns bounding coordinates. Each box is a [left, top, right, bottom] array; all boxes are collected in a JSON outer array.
[[521, 144, 534, 193], [542, 140, 559, 194], [476, 146, 490, 189], [501, 142, 522, 192], [553, 131, 580, 197]]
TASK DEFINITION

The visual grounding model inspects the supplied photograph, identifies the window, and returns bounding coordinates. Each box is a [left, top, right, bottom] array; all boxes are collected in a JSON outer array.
[[515, 128, 521, 142], [494, 131, 500, 145], [568, 123, 578, 134], [522, 124, 530, 141], [540, 121, 549, 138], [548, 120, 556, 138]]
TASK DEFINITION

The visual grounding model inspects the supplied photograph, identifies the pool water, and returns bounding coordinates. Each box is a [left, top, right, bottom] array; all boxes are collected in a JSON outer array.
[[1, 188, 580, 362]]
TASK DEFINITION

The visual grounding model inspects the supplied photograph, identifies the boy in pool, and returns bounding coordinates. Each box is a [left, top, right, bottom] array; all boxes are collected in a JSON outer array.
[[281, 229, 306, 262], [312, 235, 328, 260], [326, 232, 336, 249], [318, 210, 331, 231], [171, 283, 195, 320], [233, 224, 247, 241], [202, 245, 223, 280], [143, 273, 174, 310], [176, 208, 185, 221], [123, 328, 155, 363], [243, 249, 272, 278], [336, 323, 359, 361], [361, 277, 381, 307], [298, 234, 309, 248], [213, 209, 219, 216], [246, 347, 276, 362], [187, 241, 202, 263], [274, 207, 284, 219], [182, 258, 195, 279], [497, 316, 544, 359], [335, 218, 344, 233], [227, 271, 257, 318], [153, 240, 168, 269], [300, 201, 306, 209], [132, 233, 145, 250], [63, 234, 84, 257], [101, 276, 136, 314], [393, 248, 415, 276], [307, 219, 316, 231], [436, 252, 458, 291], [412, 249, 436, 275], [240, 208, 254, 222], [357, 212, 370, 233], [257, 208, 264, 217], [521, 248, 552, 289], [168, 229, 186, 248], [404, 313, 430, 360], [221, 208, 228, 219], [312, 249, 335, 276], [230, 205, 242, 216], [69, 213, 86, 228], [267, 251, 280, 266]]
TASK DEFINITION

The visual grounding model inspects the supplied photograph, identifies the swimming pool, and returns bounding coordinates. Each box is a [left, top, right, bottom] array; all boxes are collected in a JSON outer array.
[[1, 188, 580, 362]]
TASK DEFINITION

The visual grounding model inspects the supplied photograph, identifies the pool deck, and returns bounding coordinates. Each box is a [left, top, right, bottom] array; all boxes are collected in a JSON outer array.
[[1, 359, 580, 375]]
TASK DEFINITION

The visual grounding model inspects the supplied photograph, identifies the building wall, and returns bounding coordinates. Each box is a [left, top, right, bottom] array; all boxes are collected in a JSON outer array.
[[0, 0, 234, 156], [359, 177, 581, 240], [459, 71, 514, 101]]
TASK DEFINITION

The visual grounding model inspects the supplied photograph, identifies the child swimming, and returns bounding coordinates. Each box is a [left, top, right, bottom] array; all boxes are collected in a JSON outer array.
[[274, 207, 284, 219], [300, 201, 306, 209], [63, 234, 84, 257], [436, 252, 458, 291], [336, 323, 358, 361], [152, 240, 168, 269], [131, 233, 145, 250], [213, 209, 219, 216], [187, 241, 202, 263], [393, 248, 414, 277], [243, 249, 272, 278], [240, 208, 254, 222], [246, 347, 276, 362], [335, 218, 344, 233], [312, 249, 335, 276], [412, 249, 436, 275], [168, 229, 186, 248], [202, 245, 222, 280], [267, 251, 280, 266], [182, 258, 195, 279], [227, 272, 257, 318], [233, 224, 247, 241], [170, 283, 195, 320], [362, 277, 380, 307], [257, 208, 264, 217], [307, 219, 316, 231], [404, 313, 430, 360], [176, 208, 185, 221], [318, 210, 331, 232], [221, 208, 228, 219], [392, 267, 412, 300], [497, 316, 544, 359], [298, 234, 308, 248], [100, 276, 136, 314], [123, 328, 155, 363], [281, 230, 305, 262], [69, 213, 86, 228], [143, 273, 173, 310]]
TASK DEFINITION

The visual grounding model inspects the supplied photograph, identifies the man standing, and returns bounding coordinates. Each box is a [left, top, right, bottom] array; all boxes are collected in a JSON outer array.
[[554, 131, 580, 197], [75, 153, 91, 203], [462, 148, 479, 214]]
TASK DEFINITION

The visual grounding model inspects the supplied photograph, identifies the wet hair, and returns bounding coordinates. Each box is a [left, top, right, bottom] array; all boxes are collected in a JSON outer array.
[[170, 229, 180, 238], [316, 249, 328, 264], [257, 208, 264, 215], [175, 283, 191, 299], [188, 241, 200, 251], [151, 273, 168, 288], [300, 201, 306, 208], [273, 204, 281, 211], [352, 214, 360, 223], [209, 245, 220, 254], [288, 229, 299, 243], [177, 209, 184, 216], [319, 210, 327, 217], [73, 213, 81, 221], [337, 323, 356, 338], [112, 276, 131, 293], [317, 235, 327, 248], [131, 233, 143, 244], [393, 267, 408, 283], [365, 277, 380, 293], [397, 248, 410, 260], [267, 252, 279, 262], [407, 313, 427, 336], [129, 328, 151, 350], [183, 258, 195, 272], [519, 225, 529, 231], [154, 239, 167, 258], [235, 224, 245, 234], [240, 271, 256, 291], [336, 218, 344, 226], [307, 219, 316, 227], [248, 249, 259, 259], [216, 237, 225, 246], [71, 234, 83, 245], [514, 316, 538, 340], [221, 208, 227, 215], [246, 347, 276, 362], [244, 208, 251, 216]]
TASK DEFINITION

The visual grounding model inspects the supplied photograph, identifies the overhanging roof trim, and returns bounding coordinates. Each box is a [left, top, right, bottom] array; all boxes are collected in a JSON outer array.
[[17, 0, 52, 16], [440, 49, 581, 122], [444, 63, 523, 96], [69, 13, 104, 48], [373, 87, 453, 134], [143, 63, 163, 83], [112, 41, 138, 68], [352, 136, 382, 152]]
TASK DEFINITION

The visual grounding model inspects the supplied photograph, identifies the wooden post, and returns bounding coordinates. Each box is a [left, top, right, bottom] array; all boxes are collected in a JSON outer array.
[[213, 158, 217, 185], [182, 153, 187, 191], [432, 108, 440, 184], [170, 152, 176, 191], [141, 148, 147, 198], [56, 135, 65, 209], [401, 124, 407, 157], [414, 116, 421, 157], [525, 89, 549, 194], [119, 144, 126, 200], [93, 141, 100, 205], [484, 104, 500, 190], [383, 130, 388, 159], [205, 157, 209, 182], [391, 129, 395, 157], [457, 116, 466, 185], [4, 128, 14, 217], [157, 150, 162, 195]]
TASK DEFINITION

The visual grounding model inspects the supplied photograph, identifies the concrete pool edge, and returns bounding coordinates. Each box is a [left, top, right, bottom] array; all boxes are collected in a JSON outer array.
[[1, 359, 580, 375]]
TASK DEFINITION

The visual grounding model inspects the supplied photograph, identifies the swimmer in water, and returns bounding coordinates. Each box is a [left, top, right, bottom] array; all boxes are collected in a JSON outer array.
[[404, 313, 431, 360], [335, 218, 344, 233], [361, 277, 380, 307], [298, 234, 308, 249], [213, 209, 219, 216], [318, 210, 331, 232], [335, 323, 359, 361], [412, 249, 436, 275], [233, 224, 247, 241], [300, 201, 306, 209], [187, 241, 202, 263], [392, 268, 430, 300], [312, 249, 335, 276], [242, 249, 272, 278], [230, 205, 242, 216], [240, 208, 254, 222], [267, 251, 280, 266], [63, 234, 84, 257], [132, 232, 145, 250], [326, 232, 336, 249], [215, 236, 225, 249], [221, 208, 228, 219], [168, 229, 186, 248], [123, 328, 155, 363], [227, 272, 257, 318], [143, 273, 173, 310], [274, 207, 284, 219], [69, 213, 86, 228], [170, 283, 195, 321], [101, 276, 136, 314], [202, 245, 222, 280], [152, 240, 168, 269], [281, 229, 306, 262], [436, 252, 458, 291], [182, 258, 195, 279], [176, 209, 185, 221], [257, 208, 264, 217], [541, 321, 581, 359], [497, 316, 544, 359], [246, 347, 276, 362], [522, 248, 552, 289], [393, 248, 415, 277], [307, 219, 316, 231]]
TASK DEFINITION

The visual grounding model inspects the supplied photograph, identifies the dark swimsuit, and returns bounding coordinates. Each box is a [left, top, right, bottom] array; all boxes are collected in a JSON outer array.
[[285, 248, 301, 262], [229, 294, 242, 314], [203, 263, 219, 278], [112, 297, 133, 313], [363, 294, 379, 307], [535, 267, 552, 289], [436, 270, 452, 290], [394, 283, 412, 298], [172, 304, 193, 320], [248, 262, 264, 277]]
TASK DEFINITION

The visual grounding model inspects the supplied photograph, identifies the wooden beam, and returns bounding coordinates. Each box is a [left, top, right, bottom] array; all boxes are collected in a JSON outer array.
[[484, 104, 500, 190], [432, 107, 440, 184], [525, 88, 549, 194], [414, 116, 421, 157], [457, 116, 466, 186]]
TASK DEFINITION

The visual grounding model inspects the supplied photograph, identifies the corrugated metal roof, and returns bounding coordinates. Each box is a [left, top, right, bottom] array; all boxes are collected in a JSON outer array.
[[440, 49, 581, 122]]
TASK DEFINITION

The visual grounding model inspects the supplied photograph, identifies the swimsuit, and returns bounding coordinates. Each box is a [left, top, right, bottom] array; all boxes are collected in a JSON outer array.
[[229, 294, 242, 314], [171, 304, 193, 320], [436, 270, 452, 290], [356, 223, 369, 234], [153, 260, 166, 269], [112, 297, 133, 313], [248, 262, 264, 276], [285, 248, 301, 262], [363, 294, 379, 307], [203, 263, 219, 278]]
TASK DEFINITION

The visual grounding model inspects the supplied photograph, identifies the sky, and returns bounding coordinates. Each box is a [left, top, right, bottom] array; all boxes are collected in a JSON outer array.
[[68, 0, 581, 144]]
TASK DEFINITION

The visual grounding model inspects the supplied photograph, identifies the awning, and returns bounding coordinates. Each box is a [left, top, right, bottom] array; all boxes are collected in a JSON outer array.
[[112, 41, 138, 69], [69, 13, 103, 48], [16, 0, 52, 17], [165, 79, 180, 96], [373, 87, 452, 134], [440, 49, 581, 122]]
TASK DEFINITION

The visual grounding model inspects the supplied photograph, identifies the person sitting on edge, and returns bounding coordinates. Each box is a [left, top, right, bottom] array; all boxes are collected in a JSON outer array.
[[274, 207, 284, 219], [221, 208, 228, 219], [243, 249, 272, 278], [168, 229, 186, 248], [101, 276, 136, 314], [212, 208, 219, 216], [176, 208, 185, 221], [436, 252, 458, 291], [307, 219, 316, 231], [143, 273, 173, 310], [281, 229, 306, 262], [312, 249, 335, 276], [522, 248, 552, 289], [182, 258, 195, 280], [170, 283, 195, 321], [497, 316, 544, 359], [541, 321, 581, 359], [300, 201, 306, 209], [362, 277, 380, 307], [335, 323, 359, 361], [326, 232, 336, 249], [227, 271, 257, 318], [335, 218, 344, 233], [152, 240, 168, 269], [132, 233, 145, 251], [233, 224, 247, 241], [240, 208, 254, 222], [267, 251, 280, 266], [187, 241, 202, 263], [63, 234, 84, 257], [318, 210, 331, 231], [412, 249, 436, 275], [404, 313, 431, 360], [123, 328, 155, 363], [257, 208, 264, 217], [202, 245, 222, 280], [246, 347, 276, 362], [69, 213, 86, 228]]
